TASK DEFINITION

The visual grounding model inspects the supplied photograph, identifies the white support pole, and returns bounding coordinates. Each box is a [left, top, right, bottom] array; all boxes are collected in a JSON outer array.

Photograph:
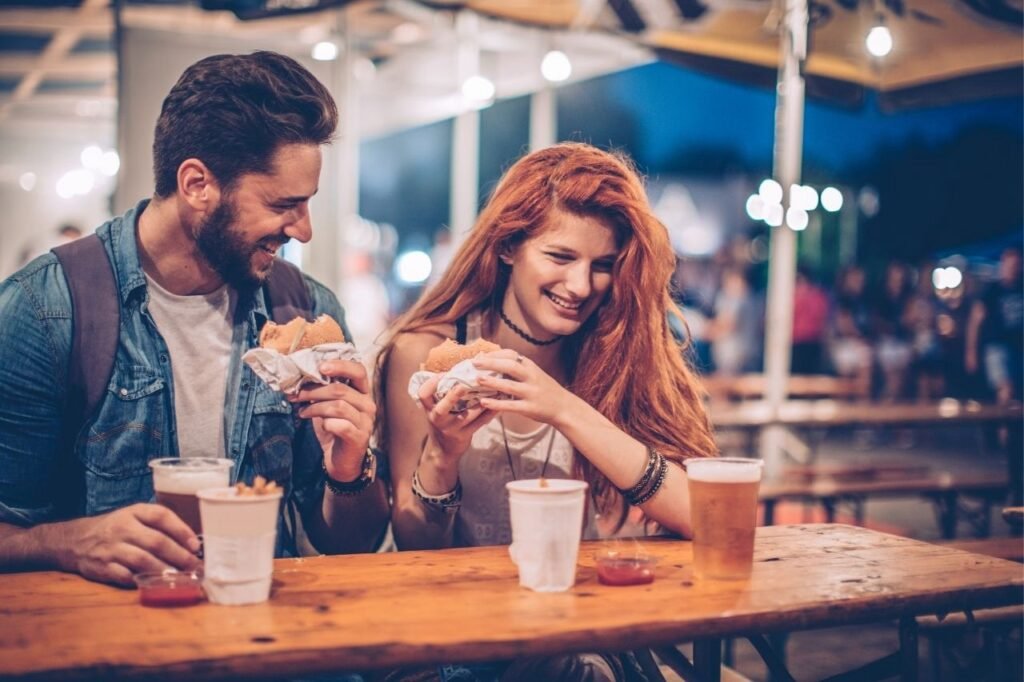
[[450, 11, 481, 248], [335, 17, 361, 296], [760, 0, 808, 477], [306, 14, 357, 294], [530, 86, 556, 152], [451, 110, 480, 246]]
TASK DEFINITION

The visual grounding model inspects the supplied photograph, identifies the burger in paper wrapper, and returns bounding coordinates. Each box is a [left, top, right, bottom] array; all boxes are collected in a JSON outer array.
[[243, 314, 361, 395], [259, 314, 345, 353], [408, 338, 508, 413], [423, 338, 500, 372]]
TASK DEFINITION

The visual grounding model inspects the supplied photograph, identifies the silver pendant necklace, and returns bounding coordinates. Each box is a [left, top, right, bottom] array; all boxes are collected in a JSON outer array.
[[499, 416, 556, 480]]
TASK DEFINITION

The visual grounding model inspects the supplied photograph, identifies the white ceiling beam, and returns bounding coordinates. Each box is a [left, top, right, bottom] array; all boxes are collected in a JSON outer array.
[[0, 0, 109, 123], [0, 53, 115, 79], [0, 8, 112, 33]]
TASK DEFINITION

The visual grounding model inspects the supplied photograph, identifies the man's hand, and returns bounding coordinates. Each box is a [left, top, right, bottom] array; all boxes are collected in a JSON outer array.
[[61, 504, 201, 587], [288, 359, 376, 482]]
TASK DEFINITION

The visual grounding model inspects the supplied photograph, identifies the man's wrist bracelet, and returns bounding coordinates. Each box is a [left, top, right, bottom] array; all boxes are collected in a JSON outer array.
[[323, 448, 377, 496]]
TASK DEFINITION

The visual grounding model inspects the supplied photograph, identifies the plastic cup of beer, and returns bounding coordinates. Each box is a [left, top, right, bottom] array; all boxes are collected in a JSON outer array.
[[506, 479, 588, 592], [149, 458, 234, 534], [686, 457, 764, 580], [197, 486, 282, 605]]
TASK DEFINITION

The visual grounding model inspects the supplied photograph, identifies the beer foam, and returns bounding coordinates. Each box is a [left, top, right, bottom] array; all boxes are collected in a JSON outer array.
[[151, 458, 232, 491], [686, 458, 762, 483]]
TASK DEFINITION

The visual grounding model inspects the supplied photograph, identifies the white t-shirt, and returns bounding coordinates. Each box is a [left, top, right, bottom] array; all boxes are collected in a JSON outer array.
[[144, 274, 236, 459]]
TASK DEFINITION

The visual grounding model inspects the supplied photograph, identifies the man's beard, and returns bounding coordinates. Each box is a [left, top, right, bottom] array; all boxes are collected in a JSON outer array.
[[195, 197, 281, 290]]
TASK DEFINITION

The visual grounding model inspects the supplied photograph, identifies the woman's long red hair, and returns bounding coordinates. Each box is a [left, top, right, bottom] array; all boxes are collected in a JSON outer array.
[[375, 142, 717, 526]]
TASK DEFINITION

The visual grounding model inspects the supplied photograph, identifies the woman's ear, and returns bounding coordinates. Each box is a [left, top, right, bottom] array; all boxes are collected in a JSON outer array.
[[498, 242, 515, 266]]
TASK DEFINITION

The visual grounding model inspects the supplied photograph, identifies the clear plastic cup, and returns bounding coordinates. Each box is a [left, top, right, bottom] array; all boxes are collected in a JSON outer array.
[[686, 457, 764, 580], [506, 479, 588, 592], [197, 486, 282, 605], [149, 458, 234, 535]]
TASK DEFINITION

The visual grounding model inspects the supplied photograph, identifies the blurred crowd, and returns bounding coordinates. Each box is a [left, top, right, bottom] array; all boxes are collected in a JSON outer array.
[[674, 242, 1023, 405]]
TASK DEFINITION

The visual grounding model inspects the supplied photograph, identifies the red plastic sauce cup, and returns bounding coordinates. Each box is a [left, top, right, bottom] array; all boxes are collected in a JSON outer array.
[[134, 570, 205, 607], [598, 552, 659, 585]]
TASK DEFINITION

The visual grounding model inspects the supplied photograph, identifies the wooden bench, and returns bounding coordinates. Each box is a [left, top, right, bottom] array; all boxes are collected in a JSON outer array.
[[934, 537, 1024, 562], [760, 471, 1010, 538], [703, 373, 868, 403], [916, 539, 1023, 681]]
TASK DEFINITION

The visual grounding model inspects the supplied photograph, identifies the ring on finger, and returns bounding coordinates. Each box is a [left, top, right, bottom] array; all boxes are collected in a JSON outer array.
[[515, 354, 525, 364]]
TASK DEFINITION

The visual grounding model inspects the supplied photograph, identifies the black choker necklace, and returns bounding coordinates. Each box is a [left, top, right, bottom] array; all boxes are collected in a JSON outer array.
[[499, 308, 561, 346]]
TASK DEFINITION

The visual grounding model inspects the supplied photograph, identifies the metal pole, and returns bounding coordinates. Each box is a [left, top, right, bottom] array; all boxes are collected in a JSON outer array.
[[530, 86, 556, 152], [307, 11, 355, 293], [760, 0, 808, 476], [450, 11, 481, 248]]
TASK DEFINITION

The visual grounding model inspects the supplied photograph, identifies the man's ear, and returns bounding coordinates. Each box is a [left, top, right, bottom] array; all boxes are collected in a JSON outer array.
[[177, 158, 220, 211]]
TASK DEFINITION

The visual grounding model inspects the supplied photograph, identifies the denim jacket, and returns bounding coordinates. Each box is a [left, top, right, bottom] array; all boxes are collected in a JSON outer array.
[[0, 200, 348, 556]]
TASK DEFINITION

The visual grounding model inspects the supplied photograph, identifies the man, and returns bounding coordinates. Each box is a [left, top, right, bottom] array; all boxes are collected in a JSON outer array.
[[967, 246, 1023, 403], [0, 52, 389, 586]]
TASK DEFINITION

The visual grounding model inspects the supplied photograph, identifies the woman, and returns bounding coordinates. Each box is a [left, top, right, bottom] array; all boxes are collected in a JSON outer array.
[[376, 143, 717, 556]]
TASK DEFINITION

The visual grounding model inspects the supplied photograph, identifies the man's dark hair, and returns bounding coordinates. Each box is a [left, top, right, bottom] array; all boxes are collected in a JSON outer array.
[[153, 51, 338, 198]]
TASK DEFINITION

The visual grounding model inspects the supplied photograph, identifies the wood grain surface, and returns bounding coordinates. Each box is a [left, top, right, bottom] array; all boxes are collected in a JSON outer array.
[[0, 524, 1021, 680]]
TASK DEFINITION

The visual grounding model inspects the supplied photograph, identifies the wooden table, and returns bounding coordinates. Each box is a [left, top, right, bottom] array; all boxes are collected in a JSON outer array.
[[1, 525, 1021, 681]]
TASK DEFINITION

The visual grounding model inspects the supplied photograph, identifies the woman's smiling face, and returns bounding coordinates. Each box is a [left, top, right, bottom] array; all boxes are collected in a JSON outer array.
[[501, 209, 620, 340]]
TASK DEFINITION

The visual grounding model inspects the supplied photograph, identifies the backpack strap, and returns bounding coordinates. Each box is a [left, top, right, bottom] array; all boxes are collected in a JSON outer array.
[[52, 234, 119, 518], [52, 234, 120, 444], [264, 258, 312, 324], [455, 315, 467, 344]]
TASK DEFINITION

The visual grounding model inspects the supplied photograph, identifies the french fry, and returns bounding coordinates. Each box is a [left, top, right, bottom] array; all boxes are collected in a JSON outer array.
[[234, 477, 280, 496]]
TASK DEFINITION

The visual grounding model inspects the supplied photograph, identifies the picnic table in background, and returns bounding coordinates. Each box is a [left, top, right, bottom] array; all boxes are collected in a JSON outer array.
[[709, 400, 1024, 514], [1004, 507, 1024, 527], [1, 525, 1020, 682]]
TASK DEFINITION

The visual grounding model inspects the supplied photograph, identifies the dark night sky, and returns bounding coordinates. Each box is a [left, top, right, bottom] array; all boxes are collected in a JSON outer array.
[[606, 62, 1023, 174], [361, 61, 1023, 262]]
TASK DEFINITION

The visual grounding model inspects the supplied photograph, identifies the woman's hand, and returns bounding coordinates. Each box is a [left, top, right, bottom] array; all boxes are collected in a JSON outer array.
[[416, 373, 497, 471], [473, 350, 578, 428]]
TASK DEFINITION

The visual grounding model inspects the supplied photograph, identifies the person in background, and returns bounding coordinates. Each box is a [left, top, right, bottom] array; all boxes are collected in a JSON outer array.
[[934, 275, 973, 399], [791, 266, 829, 375], [707, 266, 758, 376], [903, 262, 944, 401], [871, 261, 915, 401], [16, 223, 85, 270], [967, 246, 1023, 403], [826, 265, 873, 397], [375, 142, 717, 681], [0, 52, 389, 587]]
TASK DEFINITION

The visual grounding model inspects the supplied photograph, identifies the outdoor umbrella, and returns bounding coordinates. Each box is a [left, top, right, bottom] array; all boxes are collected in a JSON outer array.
[[444, 0, 1022, 107]]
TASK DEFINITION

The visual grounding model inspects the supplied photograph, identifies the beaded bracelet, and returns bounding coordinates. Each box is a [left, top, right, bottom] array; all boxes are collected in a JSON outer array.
[[322, 449, 377, 496], [621, 446, 660, 500], [628, 453, 669, 505], [411, 468, 462, 511]]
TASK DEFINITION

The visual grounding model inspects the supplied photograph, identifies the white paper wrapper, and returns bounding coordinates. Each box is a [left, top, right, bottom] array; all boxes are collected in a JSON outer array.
[[242, 342, 362, 395], [408, 358, 508, 412]]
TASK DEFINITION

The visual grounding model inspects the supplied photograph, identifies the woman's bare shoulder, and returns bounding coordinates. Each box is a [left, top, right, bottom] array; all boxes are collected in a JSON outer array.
[[390, 323, 456, 364]]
